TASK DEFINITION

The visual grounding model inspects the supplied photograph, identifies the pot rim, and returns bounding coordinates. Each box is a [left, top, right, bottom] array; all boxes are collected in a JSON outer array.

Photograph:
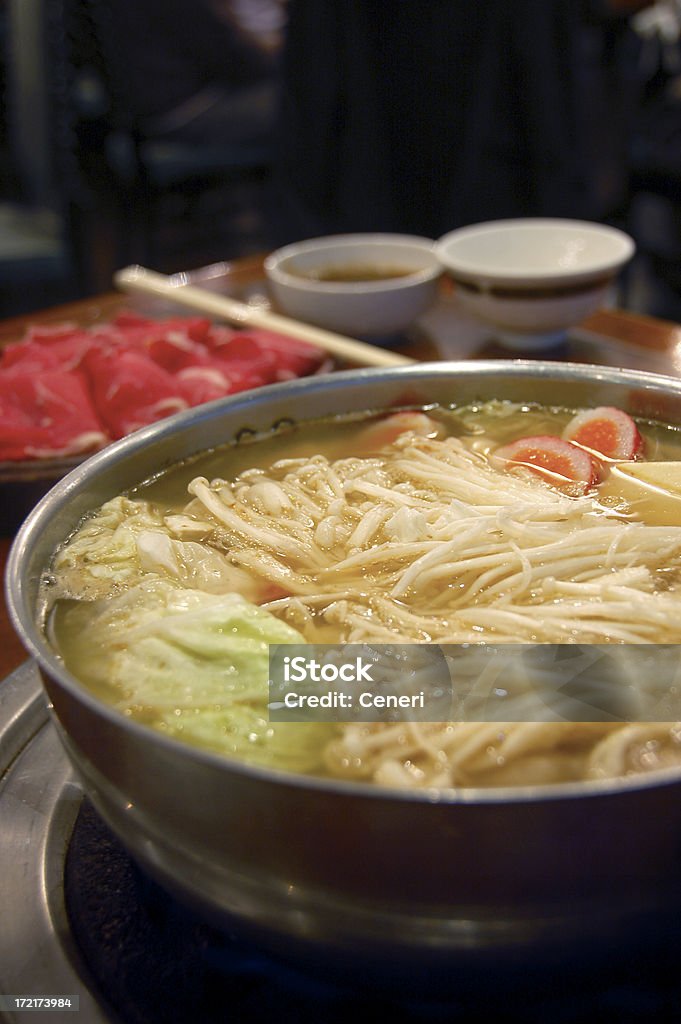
[[8, 358, 681, 807]]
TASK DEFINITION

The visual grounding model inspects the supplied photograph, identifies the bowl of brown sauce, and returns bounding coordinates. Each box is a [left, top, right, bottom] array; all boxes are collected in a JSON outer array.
[[264, 233, 442, 336]]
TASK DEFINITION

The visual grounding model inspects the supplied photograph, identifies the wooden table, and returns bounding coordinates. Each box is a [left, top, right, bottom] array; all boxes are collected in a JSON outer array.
[[3, 255, 681, 680]]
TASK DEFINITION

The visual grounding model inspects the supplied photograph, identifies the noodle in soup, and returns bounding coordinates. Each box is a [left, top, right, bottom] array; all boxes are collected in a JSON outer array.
[[44, 401, 681, 789]]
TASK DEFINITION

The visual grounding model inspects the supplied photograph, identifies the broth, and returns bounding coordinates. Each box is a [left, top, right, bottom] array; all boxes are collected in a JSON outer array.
[[44, 401, 681, 788], [291, 263, 418, 282]]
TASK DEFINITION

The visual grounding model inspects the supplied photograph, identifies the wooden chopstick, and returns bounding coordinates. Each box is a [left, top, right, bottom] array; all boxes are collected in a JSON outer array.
[[114, 265, 415, 368]]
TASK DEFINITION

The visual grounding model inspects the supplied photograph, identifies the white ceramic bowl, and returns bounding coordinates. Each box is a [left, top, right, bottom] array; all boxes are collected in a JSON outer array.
[[435, 219, 636, 350], [264, 233, 442, 336]]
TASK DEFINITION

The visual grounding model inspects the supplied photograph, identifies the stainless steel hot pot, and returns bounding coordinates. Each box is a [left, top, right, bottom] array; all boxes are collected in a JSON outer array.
[[7, 361, 681, 979]]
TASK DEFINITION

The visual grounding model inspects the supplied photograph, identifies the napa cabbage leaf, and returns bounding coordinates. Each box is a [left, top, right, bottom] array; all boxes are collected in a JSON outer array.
[[53, 579, 334, 772], [51, 496, 268, 603], [51, 496, 168, 599]]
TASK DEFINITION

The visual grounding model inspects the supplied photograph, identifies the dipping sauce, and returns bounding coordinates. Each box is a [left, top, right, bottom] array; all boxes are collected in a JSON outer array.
[[293, 263, 418, 282]]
